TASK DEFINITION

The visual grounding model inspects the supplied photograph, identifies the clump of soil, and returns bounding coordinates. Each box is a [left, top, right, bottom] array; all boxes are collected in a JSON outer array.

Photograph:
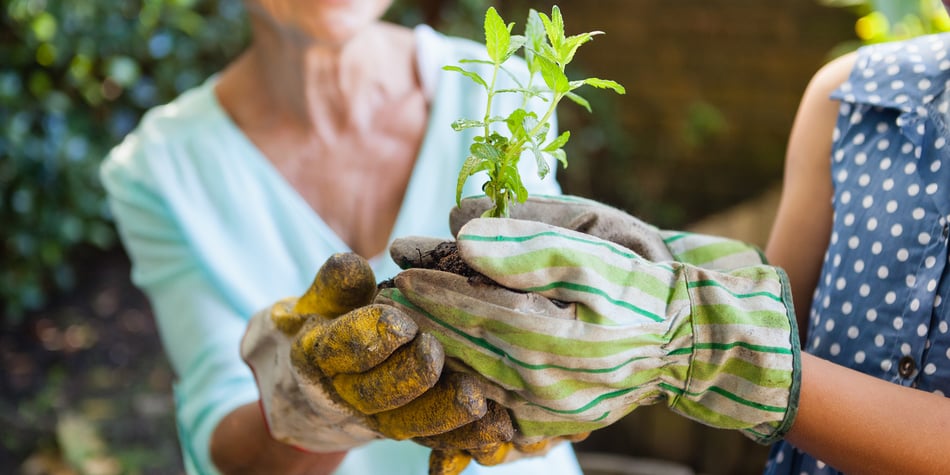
[[378, 241, 493, 289]]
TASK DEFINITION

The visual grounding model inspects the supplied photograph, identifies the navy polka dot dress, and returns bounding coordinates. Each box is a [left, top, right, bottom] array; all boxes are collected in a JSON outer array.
[[764, 33, 950, 474]]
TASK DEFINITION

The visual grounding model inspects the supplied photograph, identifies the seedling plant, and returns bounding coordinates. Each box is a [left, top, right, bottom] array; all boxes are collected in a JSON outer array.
[[446, 5, 626, 218]]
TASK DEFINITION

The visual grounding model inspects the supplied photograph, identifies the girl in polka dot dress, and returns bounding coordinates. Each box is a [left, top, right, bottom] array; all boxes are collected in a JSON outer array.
[[762, 26, 950, 475]]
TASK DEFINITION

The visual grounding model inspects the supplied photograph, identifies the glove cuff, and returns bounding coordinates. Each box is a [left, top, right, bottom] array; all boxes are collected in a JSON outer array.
[[669, 265, 801, 444]]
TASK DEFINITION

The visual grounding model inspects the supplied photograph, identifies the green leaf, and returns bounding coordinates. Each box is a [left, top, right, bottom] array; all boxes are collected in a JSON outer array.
[[443, 65, 488, 89], [583, 77, 627, 94], [543, 131, 570, 152], [536, 55, 569, 94], [484, 7, 511, 64], [524, 9, 546, 75], [565, 91, 591, 112], [451, 119, 485, 131], [456, 155, 492, 204], [507, 35, 527, 62], [529, 143, 551, 179], [539, 6, 565, 52], [558, 32, 602, 65], [547, 148, 569, 169], [505, 108, 530, 139]]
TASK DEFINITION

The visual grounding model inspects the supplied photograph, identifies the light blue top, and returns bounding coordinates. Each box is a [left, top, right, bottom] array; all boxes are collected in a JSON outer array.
[[765, 32, 950, 474], [100, 24, 581, 475]]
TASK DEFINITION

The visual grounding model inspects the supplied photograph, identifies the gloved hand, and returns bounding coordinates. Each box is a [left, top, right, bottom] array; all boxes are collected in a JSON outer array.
[[240, 252, 495, 453], [373, 287, 590, 474], [449, 194, 766, 270], [391, 218, 801, 445]]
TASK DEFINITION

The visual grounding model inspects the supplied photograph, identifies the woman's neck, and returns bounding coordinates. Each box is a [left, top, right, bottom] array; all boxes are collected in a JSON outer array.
[[219, 18, 418, 135]]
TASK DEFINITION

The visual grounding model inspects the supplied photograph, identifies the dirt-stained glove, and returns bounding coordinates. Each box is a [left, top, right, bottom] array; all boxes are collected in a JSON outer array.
[[449, 194, 766, 270], [390, 218, 801, 445], [370, 286, 588, 475], [240, 253, 491, 453]]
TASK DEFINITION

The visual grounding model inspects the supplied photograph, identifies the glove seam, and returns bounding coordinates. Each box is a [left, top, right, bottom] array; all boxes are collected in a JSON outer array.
[[667, 263, 696, 411]]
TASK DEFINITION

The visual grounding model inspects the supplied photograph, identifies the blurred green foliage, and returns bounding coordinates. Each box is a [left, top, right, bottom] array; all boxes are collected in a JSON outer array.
[[2, 0, 250, 324], [2, 1, 503, 325], [822, 0, 950, 52]]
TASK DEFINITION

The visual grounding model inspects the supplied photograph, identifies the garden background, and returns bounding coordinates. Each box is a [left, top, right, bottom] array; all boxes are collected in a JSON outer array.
[[3, 1, 947, 474]]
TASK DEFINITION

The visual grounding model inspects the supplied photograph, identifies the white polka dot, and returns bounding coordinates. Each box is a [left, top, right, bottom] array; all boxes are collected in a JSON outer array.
[[902, 142, 914, 154], [847, 326, 860, 339], [918, 323, 929, 337], [882, 178, 894, 191], [776, 451, 785, 464], [853, 133, 866, 145], [928, 279, 938, 292], [886, 291, 897, 304], [881, 359, 893, 372], [919, 233, 932, 245], [888, 65, 900, 75], [891, 80, 905, 89], [854, 260, 866, 272], [855, 351, 866, 364], [896, 248, 910, 261], [905, 162, 917, 174], [911, 299, 921, 311], [842, 301, 853, 315], [875, 333, 885, 346], [825, 319, 836, 332], [855, 152, 868, 165], [858, 174, 871, 186], [946, 348, 950, 359], [931, 160, 942, 172], [880, 157, 892, 170], [939, 321, 948, 333], [866, 218, 878, 231], [886, 200, 899, 213], [924, 363, 937, 375], [891, 224, 904, 237], [859, 283, 871, 296], [864, 82, 878, 92], [844, 213, 855, 225], [936, 137, 947, 149], [896, 94, 909, 104], [894, 316, 904, 330], [907, 274, 917, 287], [913, 208, 926, 220], [837, 170, 849, 182], [868, 309, 879, 322], [879, 266, 891, 278], [908, 184, 920, 196], [925, 256, 937, 268], [926, 183, 939, 195], [848, 236, 860, 249], [919, 78, 932, 90], [830, 343, 841, 356], [863, 196, 874, 208], [901, 343, 911, 355], [917, 124, 927, 136]]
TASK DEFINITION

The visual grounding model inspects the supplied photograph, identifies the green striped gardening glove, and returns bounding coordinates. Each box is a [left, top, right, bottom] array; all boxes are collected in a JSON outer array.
[[391, 218, 801, 445], [450, 194, 766, 270]]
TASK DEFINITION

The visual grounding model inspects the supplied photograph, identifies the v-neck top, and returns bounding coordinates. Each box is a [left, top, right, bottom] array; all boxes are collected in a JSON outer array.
[[100, 24, 577, 475]]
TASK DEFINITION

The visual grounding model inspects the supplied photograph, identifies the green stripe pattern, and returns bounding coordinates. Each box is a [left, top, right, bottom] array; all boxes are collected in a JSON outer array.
[[404, 218, 799, 444], [661, 230, 768, 270]]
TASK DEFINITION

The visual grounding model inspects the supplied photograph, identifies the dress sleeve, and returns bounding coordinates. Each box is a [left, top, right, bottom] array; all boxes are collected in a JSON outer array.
[[100, 135, 258, 474]]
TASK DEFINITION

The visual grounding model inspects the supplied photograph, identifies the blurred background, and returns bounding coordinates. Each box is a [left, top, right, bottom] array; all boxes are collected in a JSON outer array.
[[2, 1, 948, 474]]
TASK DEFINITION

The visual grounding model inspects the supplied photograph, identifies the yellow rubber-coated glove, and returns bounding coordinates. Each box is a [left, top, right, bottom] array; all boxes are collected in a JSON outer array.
[[240, 253, 492, 452]]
